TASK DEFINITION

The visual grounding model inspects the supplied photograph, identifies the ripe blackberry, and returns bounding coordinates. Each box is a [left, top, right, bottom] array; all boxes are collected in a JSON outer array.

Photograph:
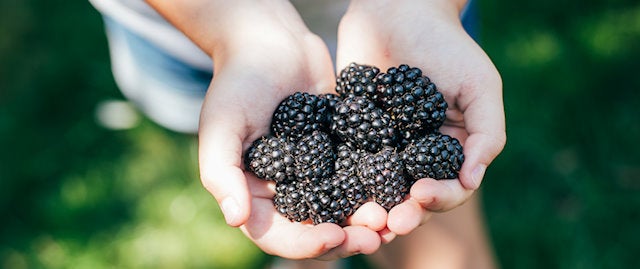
[[304, 171, 368, 225], [245, 136, 294, 183], [293, 131, 336, 180], [376, 65, 448, 146], [336, 63, 380, 100], [359, 146, 409, 211], [330, 96, 396, 153], [271, 92, 330, 140], [402, 133, 465, 180], [274, 180, 310, 222]]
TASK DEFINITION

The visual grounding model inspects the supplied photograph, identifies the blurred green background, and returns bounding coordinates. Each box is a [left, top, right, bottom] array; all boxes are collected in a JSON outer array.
[[1, 0, 639, 268]]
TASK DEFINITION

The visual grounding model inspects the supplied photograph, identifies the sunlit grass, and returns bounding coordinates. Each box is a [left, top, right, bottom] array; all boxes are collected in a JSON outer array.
[[577, 4, 640, 60], [505, 30, 562, 67], [2, 120, 265, 269]]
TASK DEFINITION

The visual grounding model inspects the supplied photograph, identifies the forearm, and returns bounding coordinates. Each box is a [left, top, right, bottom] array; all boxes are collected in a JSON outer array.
[[145, 0, 311, 58]]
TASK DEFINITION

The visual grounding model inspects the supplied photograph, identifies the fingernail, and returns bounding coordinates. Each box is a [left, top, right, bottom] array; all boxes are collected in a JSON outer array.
[[221, 197, 239, 225], [471, 165, 486, 189], [379, 229, 397, 244]]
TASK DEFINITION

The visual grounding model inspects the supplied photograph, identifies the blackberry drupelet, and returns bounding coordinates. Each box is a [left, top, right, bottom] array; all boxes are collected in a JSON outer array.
[[402, 132, 465, 180], [359, 146, 409, 211], [334, 142, 363, 176], [336, 63, 380, 100], [271, 92, 330, 140], [293, 131, 336, 180], [244, 136, 294, 183], [274, 180, 310, 222], [376, 64, 448, 146], [330, 96, 397, 153], [320, 93, 341, 109], [319, 93, 341, 128], [304, 171, 367, 224]]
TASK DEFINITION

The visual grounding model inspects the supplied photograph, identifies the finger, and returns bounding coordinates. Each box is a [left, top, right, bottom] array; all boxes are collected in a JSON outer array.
[[378, 227, 397, 244], [345, 202, 388, 232], [456, 71, 506, 190], [410, 178, 475, 212], [458, 132, 506, 190], [387, 199, 432, 235], [241, 197, 345, 259], [198, 97, 251, 227], [317, 226, 382, 260]]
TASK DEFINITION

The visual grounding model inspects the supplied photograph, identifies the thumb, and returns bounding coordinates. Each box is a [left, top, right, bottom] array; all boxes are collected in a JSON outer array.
[[458, 132, 506, 190], [456, 75, 506, 190], [198, 100, 251, 227]]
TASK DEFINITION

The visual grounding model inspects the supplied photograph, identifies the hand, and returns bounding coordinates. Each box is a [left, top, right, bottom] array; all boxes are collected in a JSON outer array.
[[336, 0, 506, 236], [192, 1, 382, 259]]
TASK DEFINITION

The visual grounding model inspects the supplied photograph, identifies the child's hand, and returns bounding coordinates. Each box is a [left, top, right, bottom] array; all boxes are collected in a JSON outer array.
[[336, 0, 506, 236], [190, 1, 383, 259]]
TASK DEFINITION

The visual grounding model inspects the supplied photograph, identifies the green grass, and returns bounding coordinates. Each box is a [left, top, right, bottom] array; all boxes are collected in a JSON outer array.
[[480, 0, 640, 268], [1, 0, 639, 268]]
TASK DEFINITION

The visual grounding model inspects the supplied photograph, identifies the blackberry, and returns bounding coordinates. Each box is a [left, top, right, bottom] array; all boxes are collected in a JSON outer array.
[[402, 133, 465, 180], [376, 65, 448, 146], [274, 180, 310, 222], [244, 136, 294, 183], [359, 146, 409, 211], [293, 131, 335, 180], [330, 96, 397, 153], [304, 171, 368, 224], [271, 92, 330, 140], [336, 63, 380, 100]]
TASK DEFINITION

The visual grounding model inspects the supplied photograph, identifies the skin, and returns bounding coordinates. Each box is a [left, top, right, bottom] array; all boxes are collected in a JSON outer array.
[[145, 0, 506, 263]]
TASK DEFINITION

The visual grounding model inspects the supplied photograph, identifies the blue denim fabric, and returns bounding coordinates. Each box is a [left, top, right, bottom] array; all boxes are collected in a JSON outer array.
[[462, 0, 480, 41], [104, 17, 212, 96]]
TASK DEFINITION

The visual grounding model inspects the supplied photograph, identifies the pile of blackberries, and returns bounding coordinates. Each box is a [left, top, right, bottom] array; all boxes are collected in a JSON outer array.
[[245, 63, 464, 225]]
